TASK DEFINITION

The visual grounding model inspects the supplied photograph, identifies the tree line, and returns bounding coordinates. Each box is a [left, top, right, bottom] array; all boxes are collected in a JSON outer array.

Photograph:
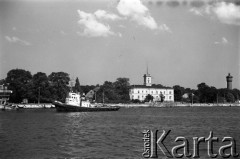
[[173, 83, 240, 103], [0, 69, 239, 104], [0, 69, 130, 103]]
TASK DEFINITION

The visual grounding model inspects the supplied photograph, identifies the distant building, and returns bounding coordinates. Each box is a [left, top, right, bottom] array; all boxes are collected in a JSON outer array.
[[85, 90, 95, 101], [226, 73, 233, 90], [85, 87, 100, 102], [0, 84, 12, 105], [129, 72, 174, 102]]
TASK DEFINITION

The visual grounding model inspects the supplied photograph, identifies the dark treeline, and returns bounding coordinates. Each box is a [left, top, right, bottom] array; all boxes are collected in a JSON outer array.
[[0, 69, 130, 103], [173, 83, 240, 103], [1, 69, 71, 103], [1, 69, 240, 104]]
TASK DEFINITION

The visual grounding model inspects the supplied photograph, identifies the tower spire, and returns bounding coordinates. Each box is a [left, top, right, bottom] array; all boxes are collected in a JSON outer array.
[[143, 63, 151, 86], [147, 63, 148, 75]]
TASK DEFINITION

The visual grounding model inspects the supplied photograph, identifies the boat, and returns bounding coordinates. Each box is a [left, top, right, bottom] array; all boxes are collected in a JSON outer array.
[[53, 91, 120, 112], [1, 104, 19, 111]]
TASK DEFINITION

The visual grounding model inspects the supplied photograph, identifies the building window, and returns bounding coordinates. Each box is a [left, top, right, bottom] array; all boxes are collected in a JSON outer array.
[[142, 90, 143, 93], [138, 90, 140, 93], [132, 95, 134, 99], [164, 91, 165, 94], [156, 91, 158, 94], [169, 96, 171, 99], [169, 91, 171, 94], [138, 96, 140, 99]]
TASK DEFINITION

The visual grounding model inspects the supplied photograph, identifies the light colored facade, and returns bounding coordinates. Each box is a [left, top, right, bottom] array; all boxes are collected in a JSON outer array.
[[0, 84, 12, 105], [129, 73, 174, 102]]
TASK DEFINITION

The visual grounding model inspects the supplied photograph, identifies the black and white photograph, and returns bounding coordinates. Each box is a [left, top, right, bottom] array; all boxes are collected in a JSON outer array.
[[0, 0, 240, 158]]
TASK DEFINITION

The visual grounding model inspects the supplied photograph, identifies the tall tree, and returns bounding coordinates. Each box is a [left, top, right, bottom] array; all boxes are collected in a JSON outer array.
[[114, 77, 130, 102], [48, 72, 70, 102], [74, 77, 82, 93], [6, 69, 32, 103], [197, 83, 210, 103], [29, 72, 51, 102], [173, 85, 185, 102], [101, 81, 118, 103]]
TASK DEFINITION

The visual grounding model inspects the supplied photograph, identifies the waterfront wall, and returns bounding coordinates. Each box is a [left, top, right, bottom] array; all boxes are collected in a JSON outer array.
[[108, 103, 240, 107], [17, 103, 55, 108]]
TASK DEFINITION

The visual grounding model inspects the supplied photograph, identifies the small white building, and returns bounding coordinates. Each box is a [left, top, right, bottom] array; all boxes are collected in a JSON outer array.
[[0, 84, 12, 105], [129, 73, 174, 102]]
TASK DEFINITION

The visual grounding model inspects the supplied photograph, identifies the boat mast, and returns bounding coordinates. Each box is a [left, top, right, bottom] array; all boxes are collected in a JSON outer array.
[[102, 91, 104, 104], [69, 77, 74, 92]]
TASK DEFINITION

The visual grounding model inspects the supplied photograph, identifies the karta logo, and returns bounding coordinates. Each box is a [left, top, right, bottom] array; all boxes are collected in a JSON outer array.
[[142, 130, 239, 158]]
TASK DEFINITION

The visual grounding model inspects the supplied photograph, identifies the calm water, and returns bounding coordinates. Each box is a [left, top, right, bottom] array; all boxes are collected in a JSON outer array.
[[0, 107, 239, 159]]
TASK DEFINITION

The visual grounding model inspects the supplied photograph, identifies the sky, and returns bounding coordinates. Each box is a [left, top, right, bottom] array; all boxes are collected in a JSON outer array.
[[0, 0, 239, 89]]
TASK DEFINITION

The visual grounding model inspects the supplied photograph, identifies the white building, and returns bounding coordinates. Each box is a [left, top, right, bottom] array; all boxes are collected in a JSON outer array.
[[129, 73, 174, 102], [0, 84, 12, 105]]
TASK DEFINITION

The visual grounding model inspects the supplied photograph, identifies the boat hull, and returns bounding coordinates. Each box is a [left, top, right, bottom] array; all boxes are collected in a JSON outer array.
[[53, 102, 120, 112]]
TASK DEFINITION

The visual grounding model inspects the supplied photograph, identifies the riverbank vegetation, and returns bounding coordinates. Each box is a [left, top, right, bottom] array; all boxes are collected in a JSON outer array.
[[1, 69, 240, 104], [173, 83, 240, 103], [0, 69, 130, 103]]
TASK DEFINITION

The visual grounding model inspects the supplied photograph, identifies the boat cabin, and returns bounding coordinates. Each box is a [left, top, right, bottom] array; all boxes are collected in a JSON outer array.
[[65, 92, 80, 106], [65, 92, 91, 107]]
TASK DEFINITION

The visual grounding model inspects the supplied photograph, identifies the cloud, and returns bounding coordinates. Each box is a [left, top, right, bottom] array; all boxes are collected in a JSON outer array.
[[77, 0, 171, 36], [5, 36, 31, 46], [190, 2, 240, 25], [117, 0, 159, 30], [60, 30, 67, 36], [189, 7, 204, 16], [159, 24, 172, 33], [77, 10, 119, 37], [94, 10, 121, 21], [118, 24, 126, 28], [212, 2, 240, 25], [214, 37, 229, 45]]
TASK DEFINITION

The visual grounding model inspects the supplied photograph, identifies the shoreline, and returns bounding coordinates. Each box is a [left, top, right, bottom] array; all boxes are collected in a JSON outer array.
[[107, 103, 240, 107], [0, 103, 55, 109], [1, 102, 240, 110]]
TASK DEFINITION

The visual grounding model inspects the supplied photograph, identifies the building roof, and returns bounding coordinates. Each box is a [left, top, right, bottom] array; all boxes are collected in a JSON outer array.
[[143, 73, 151, 77], [85, 90, 94, 98], [131, 85, 173, 89]]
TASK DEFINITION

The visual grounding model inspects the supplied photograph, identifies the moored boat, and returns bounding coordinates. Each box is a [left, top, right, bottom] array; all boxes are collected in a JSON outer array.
[[53, 92, 120, 112]]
